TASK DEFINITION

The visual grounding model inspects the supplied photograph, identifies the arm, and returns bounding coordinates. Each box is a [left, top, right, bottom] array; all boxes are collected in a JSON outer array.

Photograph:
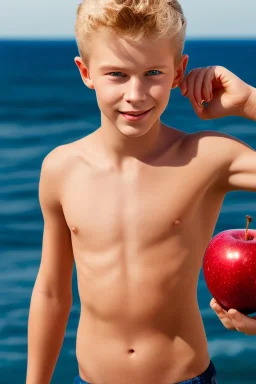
[[180, 65, 256, 335], [26, 147, 74, 384], [243, 86, 256, 121], [180, 65, 256, 192]]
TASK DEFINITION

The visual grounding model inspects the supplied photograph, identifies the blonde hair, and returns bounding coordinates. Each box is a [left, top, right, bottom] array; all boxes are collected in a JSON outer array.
[[75, 0, 187, 67]]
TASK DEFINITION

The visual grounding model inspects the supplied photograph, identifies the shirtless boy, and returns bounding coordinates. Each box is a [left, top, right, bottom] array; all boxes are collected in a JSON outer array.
[[26, 1, 256, 383]]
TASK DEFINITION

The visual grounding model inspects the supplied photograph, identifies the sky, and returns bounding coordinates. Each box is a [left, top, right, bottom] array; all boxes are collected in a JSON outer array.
[[1, 0, 256, 39]]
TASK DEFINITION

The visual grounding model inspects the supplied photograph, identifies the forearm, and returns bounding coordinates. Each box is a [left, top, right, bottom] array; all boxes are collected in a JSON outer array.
[[26, 289, 72, 384], [243, 86, 256, 121]]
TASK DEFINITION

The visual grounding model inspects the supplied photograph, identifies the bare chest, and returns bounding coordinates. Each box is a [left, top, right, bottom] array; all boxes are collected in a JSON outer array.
[[61, 159, 223, 253]]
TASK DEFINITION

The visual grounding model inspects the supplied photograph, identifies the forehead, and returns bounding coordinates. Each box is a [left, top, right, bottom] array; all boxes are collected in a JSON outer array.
[[89, 29, 176, 70]]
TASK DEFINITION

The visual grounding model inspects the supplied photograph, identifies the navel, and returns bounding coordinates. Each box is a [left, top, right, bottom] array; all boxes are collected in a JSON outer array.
[[71, 226, 78, 234]]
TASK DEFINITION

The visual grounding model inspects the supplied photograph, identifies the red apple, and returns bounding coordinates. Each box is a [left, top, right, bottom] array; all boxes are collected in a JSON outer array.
[[203, 215, 256, 315]]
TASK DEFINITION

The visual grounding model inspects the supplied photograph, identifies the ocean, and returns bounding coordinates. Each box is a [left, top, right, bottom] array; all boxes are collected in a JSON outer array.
[[1, 39, 256, 383]]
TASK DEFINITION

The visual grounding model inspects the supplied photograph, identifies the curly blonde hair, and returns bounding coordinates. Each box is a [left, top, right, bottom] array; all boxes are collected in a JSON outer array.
[[75, 0, 187, 67]]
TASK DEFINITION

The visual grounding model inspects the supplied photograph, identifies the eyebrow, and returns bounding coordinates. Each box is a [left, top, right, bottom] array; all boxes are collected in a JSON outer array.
[[98, 64, 170, 71]]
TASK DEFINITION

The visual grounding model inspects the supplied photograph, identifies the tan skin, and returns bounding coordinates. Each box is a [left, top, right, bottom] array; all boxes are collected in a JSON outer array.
[[26, 29, 256, 384], [180, 66, 256, 337]]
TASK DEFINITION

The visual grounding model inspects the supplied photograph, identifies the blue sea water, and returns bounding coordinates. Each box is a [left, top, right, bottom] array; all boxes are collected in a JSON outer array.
[[1, 39, 256, 384]]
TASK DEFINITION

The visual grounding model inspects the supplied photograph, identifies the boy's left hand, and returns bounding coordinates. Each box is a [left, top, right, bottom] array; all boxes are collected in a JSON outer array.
[[210, 298, 256, 336], [179, 66, 253, 120]]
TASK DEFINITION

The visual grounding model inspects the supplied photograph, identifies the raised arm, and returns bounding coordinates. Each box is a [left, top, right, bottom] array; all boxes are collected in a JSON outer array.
[[26, 147, 74, 384]]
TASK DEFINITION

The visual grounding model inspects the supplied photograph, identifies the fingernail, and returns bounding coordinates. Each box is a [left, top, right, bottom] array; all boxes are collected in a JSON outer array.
[[229, 309, 242, 322], [229, 309, 236, 316]]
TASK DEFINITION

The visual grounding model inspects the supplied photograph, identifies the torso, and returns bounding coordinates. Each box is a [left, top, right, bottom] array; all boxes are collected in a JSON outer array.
[[60, 126, 226, 384]]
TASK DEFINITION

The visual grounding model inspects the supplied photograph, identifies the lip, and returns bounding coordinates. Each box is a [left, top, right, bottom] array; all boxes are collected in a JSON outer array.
[[120, 109, 151, 115], [119, 108, 153, 121]]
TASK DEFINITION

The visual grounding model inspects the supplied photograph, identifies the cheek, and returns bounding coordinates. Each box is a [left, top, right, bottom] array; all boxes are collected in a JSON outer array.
[[95, 81, 120, 104], [153, 82, 172, 109], [151, 80, 172, 96]]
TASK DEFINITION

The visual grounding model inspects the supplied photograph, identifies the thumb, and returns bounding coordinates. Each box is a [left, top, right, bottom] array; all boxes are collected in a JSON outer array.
[[228, 309, 256, 336]]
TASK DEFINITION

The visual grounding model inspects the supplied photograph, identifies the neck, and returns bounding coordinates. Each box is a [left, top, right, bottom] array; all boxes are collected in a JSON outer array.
[[96, 115, 165, 170]]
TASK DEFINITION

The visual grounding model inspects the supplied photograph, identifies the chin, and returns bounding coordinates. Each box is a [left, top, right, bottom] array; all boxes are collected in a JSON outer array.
[[117, 124, 153, 138]]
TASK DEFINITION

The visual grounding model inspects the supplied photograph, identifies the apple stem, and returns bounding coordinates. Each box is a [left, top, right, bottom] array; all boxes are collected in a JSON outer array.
[[244, 215, 253, 241]]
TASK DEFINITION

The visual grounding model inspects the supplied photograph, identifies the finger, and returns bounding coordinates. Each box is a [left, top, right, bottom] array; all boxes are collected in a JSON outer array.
[[210, 298, 228, 316], [179, 69, 199, 97], [181, 68, 201, 101], [210, 299, 236, 330], [183, 69, 206, 115], [193, 67, 210, 107], [210, 298, 218, 307], [189, 98, 207, 117], [228, 309, 256, 336], [184, 68, 199, 101], [201, 67, 215, 102], [213, 65, 235, 89], [210, 300, 228, 319]]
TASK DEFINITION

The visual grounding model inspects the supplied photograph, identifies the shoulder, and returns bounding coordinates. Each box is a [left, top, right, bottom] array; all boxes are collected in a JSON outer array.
[[39, 142, 84, 207], [183, 130, 253, 160], [40, 144, 70, 185], [41, 139, 89, 175], [183, 130, 255, 192], [42, 142, 79, 167], [183, 130, 235, 149], [40, 136, 94, 185]]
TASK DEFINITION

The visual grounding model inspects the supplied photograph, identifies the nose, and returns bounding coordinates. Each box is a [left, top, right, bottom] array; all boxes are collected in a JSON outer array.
[[124, 77, 146, 103]]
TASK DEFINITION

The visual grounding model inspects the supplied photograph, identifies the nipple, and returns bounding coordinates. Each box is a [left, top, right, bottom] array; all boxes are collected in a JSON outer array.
[[71, 226, 78, 234], [173, 219, 181, 226]]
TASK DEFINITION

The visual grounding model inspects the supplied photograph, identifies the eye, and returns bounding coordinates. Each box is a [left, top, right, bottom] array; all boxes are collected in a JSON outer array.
[[107, 72, 126, 77], [106, 70, 163, 78], [146, 70, 163, 76]]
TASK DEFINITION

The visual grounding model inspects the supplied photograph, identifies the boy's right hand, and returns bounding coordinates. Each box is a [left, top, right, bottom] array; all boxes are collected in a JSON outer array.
[[210, 298, 256, 336]]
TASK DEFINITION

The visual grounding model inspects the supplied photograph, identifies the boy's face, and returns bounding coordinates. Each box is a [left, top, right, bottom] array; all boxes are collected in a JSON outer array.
[[75, 29, 188, 138]]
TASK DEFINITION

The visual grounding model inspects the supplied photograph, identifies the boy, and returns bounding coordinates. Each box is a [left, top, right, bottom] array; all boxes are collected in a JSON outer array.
[[26, 1, 256, 383]]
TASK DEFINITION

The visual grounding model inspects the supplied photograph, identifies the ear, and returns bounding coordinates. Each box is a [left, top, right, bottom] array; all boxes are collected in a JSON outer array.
[[172, 54, 189, 89], [74, 56, 94, 89]]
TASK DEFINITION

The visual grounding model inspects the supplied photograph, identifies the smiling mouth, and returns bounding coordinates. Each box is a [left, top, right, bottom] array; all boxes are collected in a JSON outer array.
[[119, 108, 152, 116]]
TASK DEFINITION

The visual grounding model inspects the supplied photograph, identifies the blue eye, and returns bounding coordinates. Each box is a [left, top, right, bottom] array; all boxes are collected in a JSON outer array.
[[107, 70, 163, 78], [146, 70, 163, 76], [108, 72, 126, 77]]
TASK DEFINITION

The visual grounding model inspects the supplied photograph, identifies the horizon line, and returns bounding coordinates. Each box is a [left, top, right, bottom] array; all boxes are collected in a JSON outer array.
[[1, 36, 256, 41]]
